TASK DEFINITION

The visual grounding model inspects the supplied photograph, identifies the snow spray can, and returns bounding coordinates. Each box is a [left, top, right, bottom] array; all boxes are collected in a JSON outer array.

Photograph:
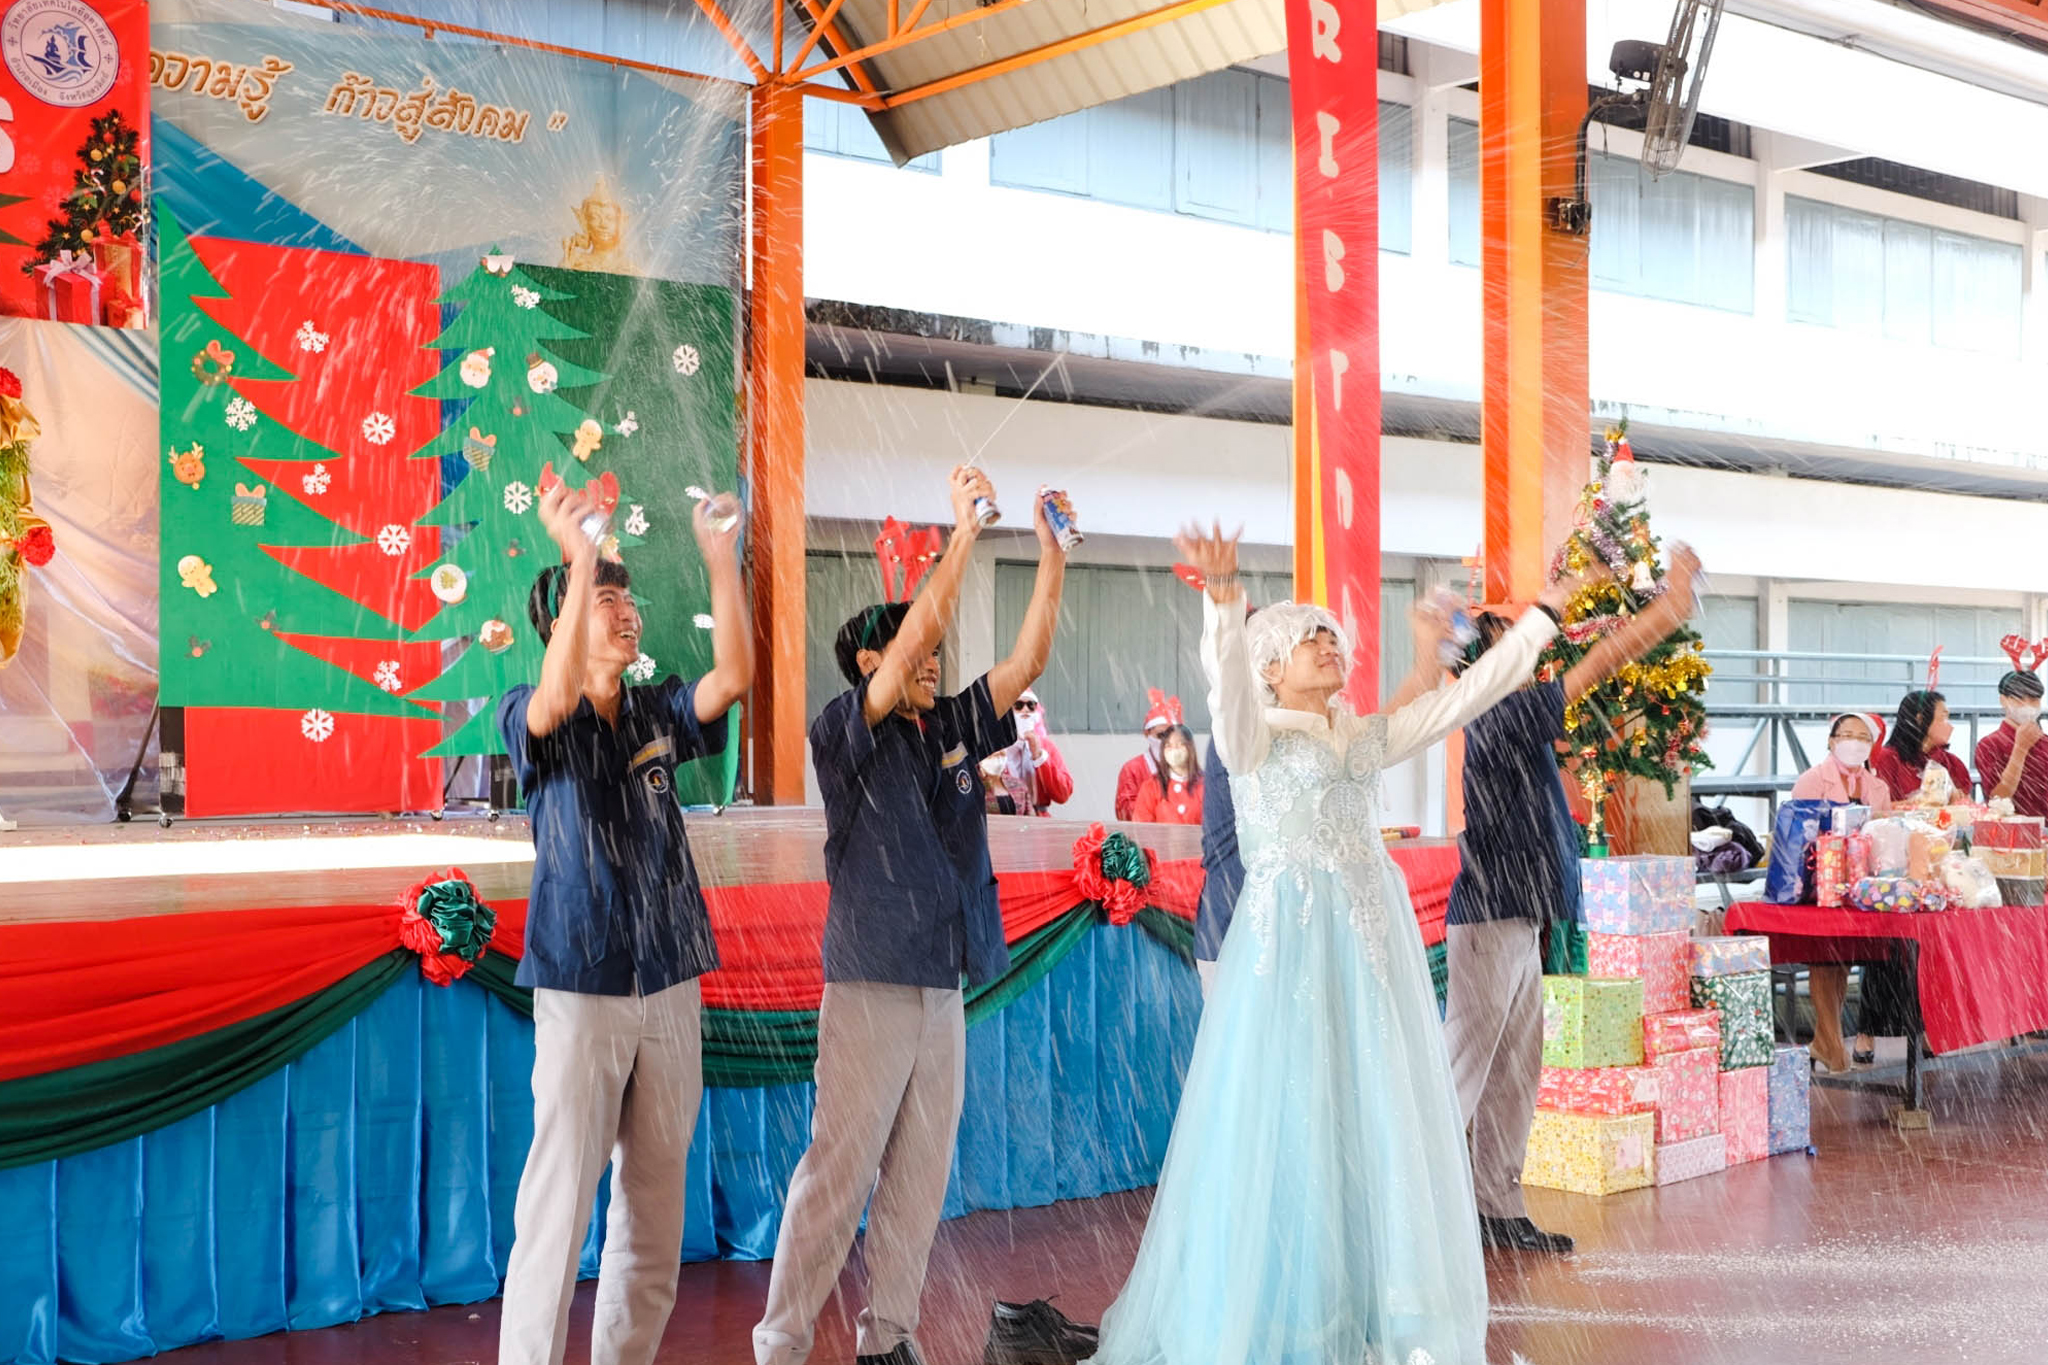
[[1039, 486, 1083, 550], [687, 485, 741, 534]]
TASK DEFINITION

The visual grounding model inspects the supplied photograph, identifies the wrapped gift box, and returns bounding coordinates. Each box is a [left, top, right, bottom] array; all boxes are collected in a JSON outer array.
[[1655, 1132, 1728, 1186], [1690, 935, 1771, 978], [1974, 815, 2045, 851], [1691, 970, 1774, 1070], [1588, 930, 1690, 1014], [1815, 834, 1849, 908], [1650, 1045, 1719, 1144], [1719, 1065, 1770, 1164], [1769, 1044, 1812, 1155], [1829, 805, 1871, 836], [1522, 1109, 1656, 1197], [1542, 976, 1644, 1069], [1581, 856, 1695, 935], [1981, 847, 2047, 879], [1538, 1064, 1660, 1117], [1643, 1008, 1722, 1061]]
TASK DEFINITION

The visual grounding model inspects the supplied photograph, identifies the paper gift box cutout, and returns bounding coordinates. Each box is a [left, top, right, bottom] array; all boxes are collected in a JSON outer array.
[[1690, 935, 1771, 978], [1650, 1045, 1719, 1144], [1719, 1065, 1770, 1164], [1522, 1109, 1655, 1197], [36, 251, 104, 325], [91, 230, 144, 329], [230, 482, 268, 527], [1580, 856, 1694, 935], [1643, 1007, 1722, 1061], [1691, 970, 1774, 1071], [1538, 1064, 1659, 1117], [1769, 1044, 1812, 1155], [1587, 930, 1690, 1014], [1542, 976, 1644, 1069], [1655, 1132, 1728, 1186]]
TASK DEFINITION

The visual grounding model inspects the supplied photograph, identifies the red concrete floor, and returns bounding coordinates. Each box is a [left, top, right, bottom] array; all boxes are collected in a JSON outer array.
[[156, 1042, 2048, 1365]]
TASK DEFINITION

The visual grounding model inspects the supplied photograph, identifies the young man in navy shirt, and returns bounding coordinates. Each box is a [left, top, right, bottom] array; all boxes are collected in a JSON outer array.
[[754, 467, 1071, 1365], [1444, 546, 1699, 1256], [495, 480, 751, 1365]]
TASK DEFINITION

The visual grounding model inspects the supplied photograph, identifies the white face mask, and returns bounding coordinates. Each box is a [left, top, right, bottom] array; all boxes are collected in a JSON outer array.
[[2009, 705, 2042, 729], [1832, 740, 1872, 769]]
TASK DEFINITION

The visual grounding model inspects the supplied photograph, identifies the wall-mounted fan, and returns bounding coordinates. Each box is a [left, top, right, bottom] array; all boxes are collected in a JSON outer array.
[[1549, 0, 1726, 236]]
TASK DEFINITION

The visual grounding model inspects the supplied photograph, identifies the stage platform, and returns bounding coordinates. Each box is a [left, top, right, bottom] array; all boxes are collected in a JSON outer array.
[[0, 809, 1215, 925]]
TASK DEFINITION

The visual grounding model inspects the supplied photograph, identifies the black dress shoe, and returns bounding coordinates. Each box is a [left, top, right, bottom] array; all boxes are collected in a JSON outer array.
[[984, 1298, 1100, 1365], [1480, 1215, 1575, 1255], [856, 1341, 929, 1365]]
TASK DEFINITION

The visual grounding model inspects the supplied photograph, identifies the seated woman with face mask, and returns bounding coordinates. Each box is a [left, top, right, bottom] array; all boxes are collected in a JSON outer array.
[[1790, 713, 1892, 1074]]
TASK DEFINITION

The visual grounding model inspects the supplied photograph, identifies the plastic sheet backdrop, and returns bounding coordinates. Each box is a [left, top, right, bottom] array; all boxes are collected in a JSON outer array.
[[0, 319, 159, 825]]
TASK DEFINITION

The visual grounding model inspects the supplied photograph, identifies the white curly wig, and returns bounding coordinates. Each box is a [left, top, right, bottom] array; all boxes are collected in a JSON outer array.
[[1244, 601, 1349, 704]]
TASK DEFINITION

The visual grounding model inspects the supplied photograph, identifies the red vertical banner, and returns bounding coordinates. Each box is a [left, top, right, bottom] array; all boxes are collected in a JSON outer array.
[[1286, 0, 1382, 710]]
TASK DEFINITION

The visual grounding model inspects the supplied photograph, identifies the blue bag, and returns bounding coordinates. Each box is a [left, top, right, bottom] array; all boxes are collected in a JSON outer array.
[[1765, 799, 1842, 905]]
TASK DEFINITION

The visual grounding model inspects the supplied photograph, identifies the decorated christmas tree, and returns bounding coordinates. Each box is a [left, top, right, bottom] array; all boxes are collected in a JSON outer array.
[[1538, 424, 1713, 832], [26, 110, 143, 270], [401, 251, 616, 757]]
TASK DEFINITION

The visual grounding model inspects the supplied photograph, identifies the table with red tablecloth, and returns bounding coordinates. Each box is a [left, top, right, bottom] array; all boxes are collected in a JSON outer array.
[[1726, 900, 2048, 1059]]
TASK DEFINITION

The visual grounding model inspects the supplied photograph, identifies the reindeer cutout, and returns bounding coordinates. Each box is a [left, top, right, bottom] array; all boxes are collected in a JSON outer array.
[[2001, 635, 2048, 676], [874, 516, 946, 603]]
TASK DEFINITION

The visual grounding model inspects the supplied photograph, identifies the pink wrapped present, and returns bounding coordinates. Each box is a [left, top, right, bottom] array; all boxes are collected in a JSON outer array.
[[1588, 930, 1690, 1014], [1655, 1132, 1728, 1186], [1643, 1008, 1722, 1061], [1651, 1045, 1719, 1144], [1719, 1065, 1769, 1164], [1689, 935, 1771, 978], [1538, 1064, 1659, 1117]]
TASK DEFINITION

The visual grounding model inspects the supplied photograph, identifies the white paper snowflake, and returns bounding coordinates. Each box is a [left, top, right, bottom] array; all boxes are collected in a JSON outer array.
[[512, 285, 540, 309], [300, 709, 336, 743], [373, 660, 403, 693], [626, 653, 656, 683], [361, 411, 396, 446], [613, 411, 639, 437], [624, 504, 649, 537], [295, 320, 329, 353], [302, 463, 331, 496], [503, 481, 534, 515], [692, 613, 715, 630], [671, 343, 700, 376], [225, 396, 258, 431], [376, 524, 411, 556]]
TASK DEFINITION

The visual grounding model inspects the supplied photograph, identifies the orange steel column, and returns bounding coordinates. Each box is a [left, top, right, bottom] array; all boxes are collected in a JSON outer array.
[[1479, 0, 1587, 603], [747, 84, 807, 804]]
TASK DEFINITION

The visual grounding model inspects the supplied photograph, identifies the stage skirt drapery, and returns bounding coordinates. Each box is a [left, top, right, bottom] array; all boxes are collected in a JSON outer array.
[[0, 843, 1458, 1365]]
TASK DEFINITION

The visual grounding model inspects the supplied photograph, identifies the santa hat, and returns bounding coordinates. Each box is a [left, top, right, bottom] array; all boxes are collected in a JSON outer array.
[[1143, 688, 1182, 734], [1830, 712, 1887, 748]]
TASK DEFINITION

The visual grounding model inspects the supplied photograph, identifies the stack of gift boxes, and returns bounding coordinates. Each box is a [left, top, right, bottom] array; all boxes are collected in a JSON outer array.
[[1522, 855, 1813, 1198]]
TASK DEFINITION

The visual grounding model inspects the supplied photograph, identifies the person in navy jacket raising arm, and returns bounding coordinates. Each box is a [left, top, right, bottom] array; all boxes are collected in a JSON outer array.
[[494, 481, 751, 1365], [754, 467, 1074, 1365]]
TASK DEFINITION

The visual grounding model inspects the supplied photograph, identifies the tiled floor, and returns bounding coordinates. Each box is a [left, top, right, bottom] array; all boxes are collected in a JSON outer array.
[[159, 1041, 2048, 1365]]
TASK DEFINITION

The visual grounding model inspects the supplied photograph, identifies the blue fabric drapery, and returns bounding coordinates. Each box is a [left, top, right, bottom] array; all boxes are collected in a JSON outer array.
[[0, 921, 1199, 1365]]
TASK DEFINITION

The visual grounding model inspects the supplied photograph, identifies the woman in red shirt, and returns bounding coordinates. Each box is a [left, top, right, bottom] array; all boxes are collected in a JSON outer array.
[[1132, 724, 1203, 826], [1873, 691, 1973, 804]]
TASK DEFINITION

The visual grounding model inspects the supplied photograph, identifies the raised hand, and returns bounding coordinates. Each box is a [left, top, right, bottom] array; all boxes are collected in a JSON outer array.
[[537, 481, 598, 559], [950, 465, 995, 535], [1173, 521, 1242, 602], [1663, 542, 1702, 619], [1409, 593, 1452, 669], [692, 490, 744, 561]]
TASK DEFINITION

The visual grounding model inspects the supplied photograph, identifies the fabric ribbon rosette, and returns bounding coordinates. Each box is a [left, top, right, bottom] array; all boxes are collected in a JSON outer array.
[[1072, 823, 1157, 925], [397, 868, 498, 984]]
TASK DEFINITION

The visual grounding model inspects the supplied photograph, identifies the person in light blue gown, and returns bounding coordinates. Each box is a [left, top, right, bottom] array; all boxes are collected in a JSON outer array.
[[1088, 525, 1573, 1365]]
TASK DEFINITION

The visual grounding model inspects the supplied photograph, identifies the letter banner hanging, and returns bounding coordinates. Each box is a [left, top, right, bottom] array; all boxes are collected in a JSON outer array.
[[1285, 0, 1382, 709]]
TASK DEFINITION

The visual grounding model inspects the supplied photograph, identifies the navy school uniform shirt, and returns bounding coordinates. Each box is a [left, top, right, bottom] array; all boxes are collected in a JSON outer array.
[[497, 677, 730, 995], [812, 673, 1017, 989], [1195, 738, 1243, 963], [1446, 678, 1581, 928]]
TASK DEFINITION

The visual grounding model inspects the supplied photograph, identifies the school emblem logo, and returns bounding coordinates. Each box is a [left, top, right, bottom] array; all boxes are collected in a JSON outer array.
[[645, 766, 671, 797], [956, 767, 973, 795], [2, 0, 118, 107]]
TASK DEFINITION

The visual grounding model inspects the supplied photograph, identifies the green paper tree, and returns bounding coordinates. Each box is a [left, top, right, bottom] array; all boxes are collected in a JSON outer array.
[[26, 110, 143, 270], [1538, 422, 1713, 804], [403, 253, 612, 756]]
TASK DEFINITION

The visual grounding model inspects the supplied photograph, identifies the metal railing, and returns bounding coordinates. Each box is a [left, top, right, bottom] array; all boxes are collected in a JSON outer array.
[[1696, 649, 2014, 807]]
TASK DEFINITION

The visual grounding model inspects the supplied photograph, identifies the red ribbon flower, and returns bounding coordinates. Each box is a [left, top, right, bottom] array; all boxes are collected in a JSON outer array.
[[399, 867, 496, 986], [1072, 822, 1157, 926], [17, 524, 53, 567], [0, 367, 21, 399]]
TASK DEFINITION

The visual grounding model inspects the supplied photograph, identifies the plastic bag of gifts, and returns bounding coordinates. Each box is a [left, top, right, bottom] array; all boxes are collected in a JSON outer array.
[[1542, 977, 1644, 1068], [1689, 935, 1770, 978], [1656, 1132, 1727, 1186], [1769, 1044, 1812, 1155], [1522, 1109, 1655, 1196], [1690, 970, 1773, 1070], [1650, 1045, 1719, 1144], [1848, 875, 1951, 914], [1538, 1064, 1659, 1117], [1580, 856, 1694, 935], [1719, 1065, 1770, 1164], [1765, 801, 1836, 904], [1587, 930, 1690, 1014], [1862, 818, 1914, 877], [1938, 852, 2001, 910]]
